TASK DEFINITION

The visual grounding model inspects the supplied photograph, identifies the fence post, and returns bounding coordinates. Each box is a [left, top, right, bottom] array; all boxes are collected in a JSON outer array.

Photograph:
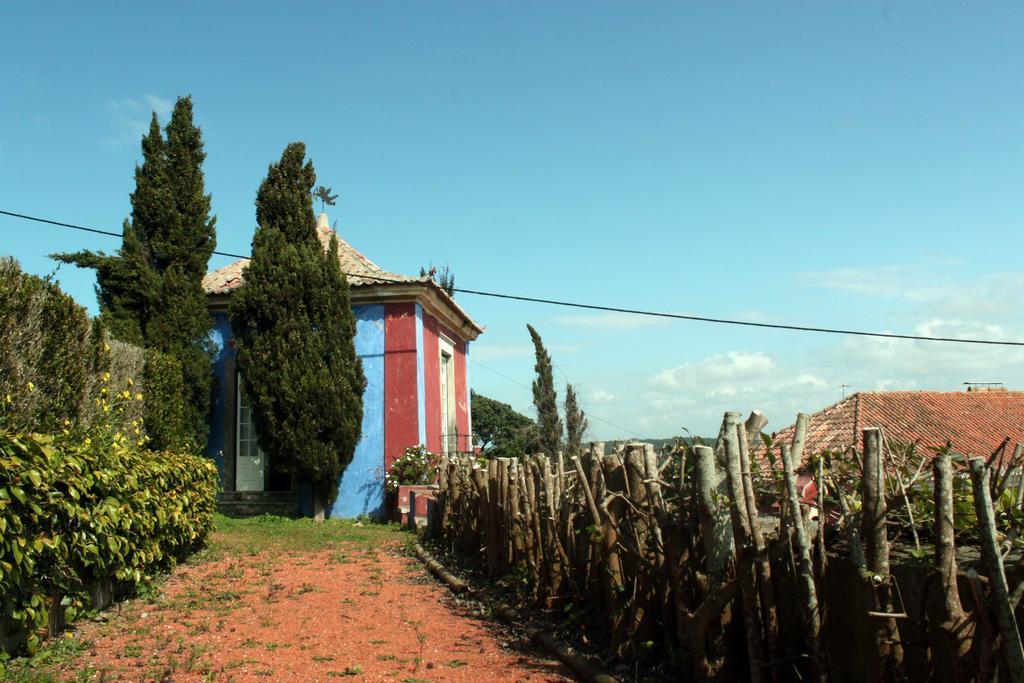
[[970, 457, 1024, 682]]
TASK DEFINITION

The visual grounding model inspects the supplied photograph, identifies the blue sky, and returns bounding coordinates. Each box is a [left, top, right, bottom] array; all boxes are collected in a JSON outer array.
[[3, 2, 1024, 439]]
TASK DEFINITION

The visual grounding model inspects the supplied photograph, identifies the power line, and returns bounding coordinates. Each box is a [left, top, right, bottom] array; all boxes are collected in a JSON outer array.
[[5, 207, 1024, 347], [0, 209, 251, 260], [451, 287, 1024, 347], [470, 359, 646, 439]]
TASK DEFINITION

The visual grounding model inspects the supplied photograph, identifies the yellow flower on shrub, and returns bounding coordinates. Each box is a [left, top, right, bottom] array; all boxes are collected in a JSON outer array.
[[26, 382, 35, 391]]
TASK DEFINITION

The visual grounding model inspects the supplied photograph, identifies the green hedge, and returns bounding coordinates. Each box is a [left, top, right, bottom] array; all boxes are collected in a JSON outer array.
[[0, 431, 218, 653], [0, 258, 197, 451]]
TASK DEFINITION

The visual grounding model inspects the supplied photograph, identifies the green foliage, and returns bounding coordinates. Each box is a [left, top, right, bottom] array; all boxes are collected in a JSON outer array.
[[0, 430, 218, 654], [470, 391, 539, 458], [0, 259, 192, 450], [527, 324, 561, 457], [563, 383, 587, 456], [141, 349, 189, 451], [52, 96, 217, 450], [0, 258, 106, 435], [385, 445, 441, 493], [229, 142, 365, 505], [419, 264, 455, 297]]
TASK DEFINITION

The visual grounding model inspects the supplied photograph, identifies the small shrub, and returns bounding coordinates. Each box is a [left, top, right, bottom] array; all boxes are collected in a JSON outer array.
[[0, 429, 218, 653], [385, 445, 440, 493]]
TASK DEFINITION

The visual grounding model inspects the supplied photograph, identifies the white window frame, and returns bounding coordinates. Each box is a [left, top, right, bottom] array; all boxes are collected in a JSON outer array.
[[438, 335, 458, 454]]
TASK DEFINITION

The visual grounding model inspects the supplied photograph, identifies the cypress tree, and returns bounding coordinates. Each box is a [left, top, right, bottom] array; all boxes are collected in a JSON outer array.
[[564, 383, 588, 456], [54, 97, 217, 450], [527, 324, 562, 457], [229, 142, 364, 507]]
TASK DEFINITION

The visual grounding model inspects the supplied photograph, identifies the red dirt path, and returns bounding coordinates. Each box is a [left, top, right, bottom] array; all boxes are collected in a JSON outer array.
[[55, 541, 571, 682]]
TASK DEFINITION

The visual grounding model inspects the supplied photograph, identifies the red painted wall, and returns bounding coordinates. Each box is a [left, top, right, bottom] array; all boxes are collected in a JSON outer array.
[[421, 314, 471, 454], [422, 314, 441, 454], [384, 303, 419, 470]]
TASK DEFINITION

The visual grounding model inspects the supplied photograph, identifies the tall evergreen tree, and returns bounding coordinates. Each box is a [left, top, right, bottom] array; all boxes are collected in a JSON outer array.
[[229, 142, 365, 507], [564, 383, 588, 456], [527, 324, 562, 457], [54, 96, 217, 450]]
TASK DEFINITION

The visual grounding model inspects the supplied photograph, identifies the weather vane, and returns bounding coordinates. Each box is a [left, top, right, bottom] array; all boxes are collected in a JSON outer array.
[[314, 185, 338, 214]]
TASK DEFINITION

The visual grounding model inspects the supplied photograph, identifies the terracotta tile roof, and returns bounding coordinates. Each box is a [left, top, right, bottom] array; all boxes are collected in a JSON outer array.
[[202, 217, 421, 294], [761, 391, 1024, 469], [202, 215, 481, 333]]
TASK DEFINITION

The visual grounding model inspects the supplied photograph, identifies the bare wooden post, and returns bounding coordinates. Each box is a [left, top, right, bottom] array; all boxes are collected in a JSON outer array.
[[724, 420, 766, 683], [486, 459, 501, 575], [816, 454, 827, 580], [694, 445, 732, 577], [970, 457, 1024, 682], [738, 420, 779, 678], [539, 456, 564, 599], [861, 427, 903, 673], [780, 412, 825, 681], [600, 453, 628, 656], [933, 451, 972, 671]]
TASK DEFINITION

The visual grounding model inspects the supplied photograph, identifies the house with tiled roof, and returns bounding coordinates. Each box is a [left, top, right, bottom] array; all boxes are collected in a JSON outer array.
[[765, 388, 1024, 470], [202, 213, 483, 518]]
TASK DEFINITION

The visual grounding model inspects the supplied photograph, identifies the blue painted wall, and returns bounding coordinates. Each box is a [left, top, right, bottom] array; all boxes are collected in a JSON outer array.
[[329, 304, 386, 518], [205, 312, 236, 486]]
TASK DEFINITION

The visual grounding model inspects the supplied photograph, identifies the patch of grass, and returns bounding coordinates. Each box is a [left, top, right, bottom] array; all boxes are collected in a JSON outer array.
[[326, 665, 364, 676], [448, 659, 469, 668], [212, 514, 409, 557], [0, 633, 94, 682], [122, 643, 144, 658]]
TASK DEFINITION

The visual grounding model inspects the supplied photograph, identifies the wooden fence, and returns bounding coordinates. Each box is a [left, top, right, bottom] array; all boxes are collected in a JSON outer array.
[[431, 410, 1024, 682]]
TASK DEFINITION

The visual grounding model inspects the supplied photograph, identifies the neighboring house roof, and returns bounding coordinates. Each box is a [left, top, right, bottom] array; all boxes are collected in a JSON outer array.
[[762, 390, 1024, 469], [203, 214, 483, 337]]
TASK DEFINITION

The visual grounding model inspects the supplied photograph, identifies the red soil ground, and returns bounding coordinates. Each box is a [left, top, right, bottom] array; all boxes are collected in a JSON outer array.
[[43, 539, 572, 682]]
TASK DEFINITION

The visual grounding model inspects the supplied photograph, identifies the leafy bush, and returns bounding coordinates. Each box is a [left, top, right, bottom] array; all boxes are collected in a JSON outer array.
[[0, 258, 104, 434], [385, 445, 440, 493], [0, 258, 194, 451], [0, 430, 218, 653], [141, 348, 190, 451]]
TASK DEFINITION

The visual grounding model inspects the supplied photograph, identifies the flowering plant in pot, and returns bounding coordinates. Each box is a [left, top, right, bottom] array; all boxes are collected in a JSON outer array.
[[385, 444, 441, 493]]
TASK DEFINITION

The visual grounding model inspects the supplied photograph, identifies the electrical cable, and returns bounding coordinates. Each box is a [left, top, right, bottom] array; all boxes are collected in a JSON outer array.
[[5, 208, 1024, 347]]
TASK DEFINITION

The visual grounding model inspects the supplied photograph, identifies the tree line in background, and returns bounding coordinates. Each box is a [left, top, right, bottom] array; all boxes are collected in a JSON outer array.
[[470, 324, 588, 459]]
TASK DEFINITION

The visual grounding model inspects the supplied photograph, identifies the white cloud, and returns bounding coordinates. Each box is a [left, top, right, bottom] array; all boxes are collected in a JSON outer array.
[[652, 351, 775, 389], [552, 312, 668, 329], [104, 95, 173, 146], [589, 389, 615, 403], [797, 265, 971, 303]]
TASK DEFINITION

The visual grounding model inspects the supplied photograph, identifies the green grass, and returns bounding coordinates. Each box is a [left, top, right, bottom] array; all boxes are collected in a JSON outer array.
[[0, 633, 95, 682], [209, 514, 410, 558]]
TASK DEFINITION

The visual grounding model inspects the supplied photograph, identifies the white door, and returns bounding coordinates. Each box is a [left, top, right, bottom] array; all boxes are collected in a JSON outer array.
[[236, 374, 266, 492]]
